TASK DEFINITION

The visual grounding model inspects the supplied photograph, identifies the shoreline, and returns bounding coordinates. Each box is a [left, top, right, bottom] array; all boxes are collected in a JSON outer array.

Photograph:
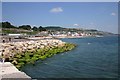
[[1, 35, 104, 43], [0, 39, 76, 79], [27, 35, 104, 40]]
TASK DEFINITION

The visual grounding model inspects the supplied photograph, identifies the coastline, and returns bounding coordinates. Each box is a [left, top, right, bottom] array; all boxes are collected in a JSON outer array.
[[21, 36, 118, 78], [27, 35, 104, 40], [0, 39, 76, 79]]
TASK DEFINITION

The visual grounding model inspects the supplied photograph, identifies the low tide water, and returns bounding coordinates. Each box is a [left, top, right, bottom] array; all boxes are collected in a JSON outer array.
[[21, 36, 118, 78]]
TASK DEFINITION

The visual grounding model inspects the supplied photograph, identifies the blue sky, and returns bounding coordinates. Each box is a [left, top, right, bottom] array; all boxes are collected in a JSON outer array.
[[2, 2, 118, 33]]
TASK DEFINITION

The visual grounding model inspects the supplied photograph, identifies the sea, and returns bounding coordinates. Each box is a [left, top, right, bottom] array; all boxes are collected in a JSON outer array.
[[21, 35, 119, 78]]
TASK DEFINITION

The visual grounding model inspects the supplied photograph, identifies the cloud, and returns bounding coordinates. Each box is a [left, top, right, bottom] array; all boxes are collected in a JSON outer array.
[[111, 12, 116, 16], [50, 7, 63, 13], [73, 24, 79, 26]]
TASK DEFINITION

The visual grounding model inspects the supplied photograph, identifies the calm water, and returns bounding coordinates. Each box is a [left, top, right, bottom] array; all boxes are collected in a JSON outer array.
[[21, 36, 118, 78]]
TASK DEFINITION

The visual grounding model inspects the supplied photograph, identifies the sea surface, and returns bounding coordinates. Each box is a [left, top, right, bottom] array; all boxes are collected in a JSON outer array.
[[21, 36, 119, 78]]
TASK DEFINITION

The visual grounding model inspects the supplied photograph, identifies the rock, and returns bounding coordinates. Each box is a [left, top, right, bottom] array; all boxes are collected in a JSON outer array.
[[1, 39, 66, 58]]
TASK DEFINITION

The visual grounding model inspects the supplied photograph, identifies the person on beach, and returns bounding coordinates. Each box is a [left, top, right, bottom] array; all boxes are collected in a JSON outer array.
[[3, 39, 5, 43], [9, 37, 11, 42]]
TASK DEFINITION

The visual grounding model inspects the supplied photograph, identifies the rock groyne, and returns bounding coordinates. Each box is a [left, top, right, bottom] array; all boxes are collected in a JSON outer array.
[[0, 39, 65, 59], [0, 39, 76, 69]]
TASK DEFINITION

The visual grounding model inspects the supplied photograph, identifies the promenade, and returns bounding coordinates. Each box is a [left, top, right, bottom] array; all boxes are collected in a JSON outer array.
[[0, 62, 31, 80]]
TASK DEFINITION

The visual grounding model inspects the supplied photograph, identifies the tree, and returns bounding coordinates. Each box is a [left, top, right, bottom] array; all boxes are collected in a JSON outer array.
[[0, 22, 2, 28], [2, 22, 16, 28], [19, 25, 31, 30], [32, 26, 38, 31], [38, 26, 46, 32]]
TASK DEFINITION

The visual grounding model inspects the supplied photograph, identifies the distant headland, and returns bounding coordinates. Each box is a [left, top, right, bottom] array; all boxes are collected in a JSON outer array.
[[0, 21, 115, 41]]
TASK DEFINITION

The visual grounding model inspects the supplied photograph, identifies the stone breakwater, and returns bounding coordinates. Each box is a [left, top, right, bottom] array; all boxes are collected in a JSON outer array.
[[0, 39, 76, 69], [0, 39, 76, 79], [0, 39, 65, 59]]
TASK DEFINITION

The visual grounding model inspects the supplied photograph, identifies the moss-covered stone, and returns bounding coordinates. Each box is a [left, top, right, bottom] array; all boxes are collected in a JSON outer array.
[[6, 43, 76, 69]]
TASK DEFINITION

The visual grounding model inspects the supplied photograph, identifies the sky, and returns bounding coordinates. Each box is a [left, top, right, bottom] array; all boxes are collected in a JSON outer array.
[[2, 2, 118, 34], [0, 2, 2, 22], [1, 0, 120, 2]]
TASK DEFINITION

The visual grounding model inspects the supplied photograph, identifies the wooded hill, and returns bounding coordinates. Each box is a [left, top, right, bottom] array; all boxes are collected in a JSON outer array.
[[0, 22, 114, 36]]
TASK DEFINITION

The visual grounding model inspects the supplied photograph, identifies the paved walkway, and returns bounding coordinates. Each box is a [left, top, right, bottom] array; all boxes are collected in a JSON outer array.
[[0, 62, 31, 80]]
